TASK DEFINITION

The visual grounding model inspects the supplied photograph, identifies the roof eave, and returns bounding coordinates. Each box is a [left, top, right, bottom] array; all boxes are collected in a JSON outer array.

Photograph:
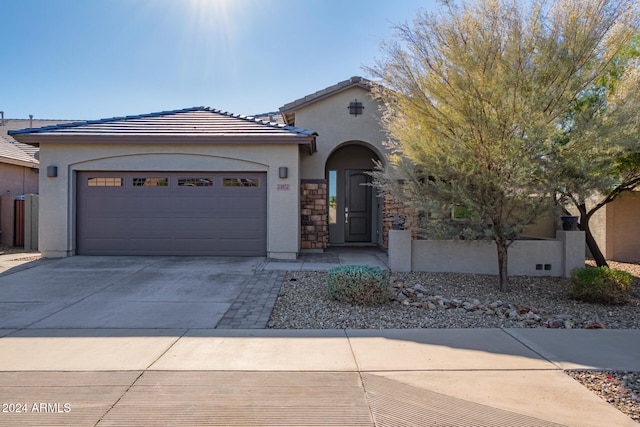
[[0, 156, 39, 168], [279, 76, 373, 116], [9, 133, 316, 149]]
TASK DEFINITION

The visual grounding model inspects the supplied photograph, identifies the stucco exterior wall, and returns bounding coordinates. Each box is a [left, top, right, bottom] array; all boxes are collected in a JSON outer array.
[[606, 191, 640, 262], [0, 163, 39, 196], [37, 142, 301, 259], [292, 86, 387, 179]]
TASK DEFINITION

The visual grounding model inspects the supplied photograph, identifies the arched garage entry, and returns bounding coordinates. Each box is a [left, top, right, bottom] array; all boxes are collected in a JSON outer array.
[[325, 143, 382, 246]]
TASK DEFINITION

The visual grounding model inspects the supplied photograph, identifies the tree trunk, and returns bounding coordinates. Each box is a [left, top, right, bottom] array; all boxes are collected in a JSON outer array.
[[577, 203, 609, 268], [496, 241, 509, 292]]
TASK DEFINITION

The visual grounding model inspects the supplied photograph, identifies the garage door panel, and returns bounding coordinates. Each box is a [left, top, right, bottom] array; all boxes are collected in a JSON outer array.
[[82, 198, 128, 215], [127, 197, 175, 213], [82, 219, 129, 237], [81, 238, 129, 253], [128, 238, 174, 253], [77, 171, 267, 256], [127, 219, 174, 237], [213, 219, 264, 235]]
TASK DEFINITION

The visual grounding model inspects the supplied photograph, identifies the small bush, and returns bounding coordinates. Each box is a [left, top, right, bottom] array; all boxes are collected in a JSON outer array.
[[326, 265, 390, 305], [569, 266, 633, 305]]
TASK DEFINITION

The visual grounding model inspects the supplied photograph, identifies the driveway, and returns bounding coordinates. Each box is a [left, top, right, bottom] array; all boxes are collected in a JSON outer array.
[[0, 256, 266, 329]]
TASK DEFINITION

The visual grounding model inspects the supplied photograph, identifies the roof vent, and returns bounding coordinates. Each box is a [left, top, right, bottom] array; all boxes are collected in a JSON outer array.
[[29, 114, 33, 128], [1, 111, 4, 126], [348, 99, 364, 117]]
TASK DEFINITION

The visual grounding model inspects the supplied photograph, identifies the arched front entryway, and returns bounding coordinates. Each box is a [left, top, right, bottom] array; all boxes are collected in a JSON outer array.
[[325, 142, 383, 246]]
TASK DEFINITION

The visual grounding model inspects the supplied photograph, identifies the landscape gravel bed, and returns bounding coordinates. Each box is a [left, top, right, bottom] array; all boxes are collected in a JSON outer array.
[[268, 264, 639, 330], [567, 370, 640, 423], [267, 260, 639, 423]]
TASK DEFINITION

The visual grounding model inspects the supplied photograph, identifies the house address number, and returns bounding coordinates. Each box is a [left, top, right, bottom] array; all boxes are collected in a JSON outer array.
[[277, 184, 290, 191]]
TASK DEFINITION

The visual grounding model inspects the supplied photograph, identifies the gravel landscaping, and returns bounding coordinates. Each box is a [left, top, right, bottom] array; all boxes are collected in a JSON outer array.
[[268, 261, 639, 330], [268, 260, 640, 423]]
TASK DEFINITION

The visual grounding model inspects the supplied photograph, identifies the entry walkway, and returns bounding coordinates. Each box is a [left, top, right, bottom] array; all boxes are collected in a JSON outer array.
[[0, 328, 638, 426], [261, 246, 389, 272]]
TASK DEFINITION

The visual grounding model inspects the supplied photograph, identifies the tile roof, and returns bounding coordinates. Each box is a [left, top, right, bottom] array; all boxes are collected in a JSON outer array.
[[1, 118, 76, 167], [0, 138, 38, 167], [9, 107, 316, 140], [252, 111, 286, 125], [279, 76, 373, 124]]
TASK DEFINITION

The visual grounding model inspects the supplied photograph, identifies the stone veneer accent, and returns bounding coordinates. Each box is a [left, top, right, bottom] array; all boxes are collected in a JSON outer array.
[[382, 192, 417, 249], [300, 180, 328, 250]]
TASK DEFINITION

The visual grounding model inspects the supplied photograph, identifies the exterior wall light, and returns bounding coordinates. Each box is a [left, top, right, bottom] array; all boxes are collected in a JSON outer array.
[[279, 167, 288, 179], [47, 166, 58, 178]]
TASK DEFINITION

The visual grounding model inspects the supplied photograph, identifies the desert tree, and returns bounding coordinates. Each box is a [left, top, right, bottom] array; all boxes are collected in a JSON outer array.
[[369, 0, 638, 290], [552, 37, 640, 267]]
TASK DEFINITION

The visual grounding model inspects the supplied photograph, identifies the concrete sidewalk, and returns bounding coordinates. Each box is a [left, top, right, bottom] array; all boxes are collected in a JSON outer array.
[[0, 328, 638, 426]]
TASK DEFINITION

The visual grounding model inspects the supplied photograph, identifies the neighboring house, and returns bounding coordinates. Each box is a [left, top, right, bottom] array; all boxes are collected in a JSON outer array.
[[584, 191, 640, 263], [1, 115, 77, 247], [7, 77, 639, 261], [1, 116, 80, 195], [1, 118, 40, 196]]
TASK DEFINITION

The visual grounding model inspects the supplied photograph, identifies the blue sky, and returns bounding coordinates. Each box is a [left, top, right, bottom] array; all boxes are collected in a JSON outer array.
[[1, 0, 436, 120]]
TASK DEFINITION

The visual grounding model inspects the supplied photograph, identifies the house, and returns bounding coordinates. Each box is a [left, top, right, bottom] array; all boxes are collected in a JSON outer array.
[[1, 116, 40, 197], [585, 191, 640, 263], [7, 77, 391, 258], [1, 115, 78, 247], [8, 77, 639, 262]]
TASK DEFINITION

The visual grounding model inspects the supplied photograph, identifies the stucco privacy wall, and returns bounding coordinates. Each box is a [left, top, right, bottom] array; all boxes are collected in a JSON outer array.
[[389, 230, 585, 277], [292, 86, 387, 179], [37, 143, 300, 258]]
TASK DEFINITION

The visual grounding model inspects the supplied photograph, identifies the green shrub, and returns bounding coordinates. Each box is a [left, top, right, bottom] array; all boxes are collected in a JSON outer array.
[[326, 265, 390, 305], [569, 266, 633, 305]]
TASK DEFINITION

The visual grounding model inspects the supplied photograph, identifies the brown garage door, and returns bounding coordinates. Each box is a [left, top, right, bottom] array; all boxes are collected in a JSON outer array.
[[76, 171, 267, 256]]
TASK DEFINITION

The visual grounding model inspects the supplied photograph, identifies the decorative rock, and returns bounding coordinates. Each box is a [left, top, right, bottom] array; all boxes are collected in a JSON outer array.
[[413, 284, 427, 293], [584, 321, 605, 329], [564, 320, 574, 329], [555, 314, 573, 320], [462, 302, 477, 311]]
